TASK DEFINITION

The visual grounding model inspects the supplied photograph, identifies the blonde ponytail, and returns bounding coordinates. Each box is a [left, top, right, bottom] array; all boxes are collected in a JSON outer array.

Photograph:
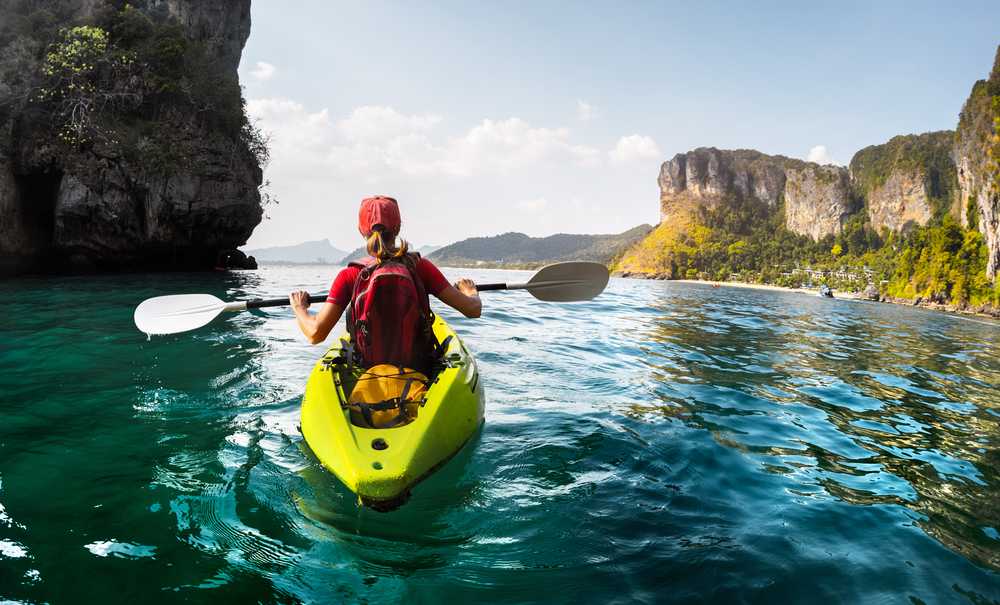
[[366, 229, 410, 264]]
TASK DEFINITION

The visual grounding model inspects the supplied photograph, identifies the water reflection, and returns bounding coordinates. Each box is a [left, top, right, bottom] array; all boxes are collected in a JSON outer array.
[[632, 286, 1000, 571]]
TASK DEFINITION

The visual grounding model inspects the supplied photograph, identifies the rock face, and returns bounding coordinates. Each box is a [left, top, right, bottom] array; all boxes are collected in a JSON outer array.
[[659, 148, 787, 209], [864, 170, 933, 232], [954, 46, 1000, 279], [0, 0, 262, 275], [658, 147, 853, 240], [849, 131, 957, 234], [47, 132, 261, 270], [784, 166, 854, 240], [146, 0, 252, 74]]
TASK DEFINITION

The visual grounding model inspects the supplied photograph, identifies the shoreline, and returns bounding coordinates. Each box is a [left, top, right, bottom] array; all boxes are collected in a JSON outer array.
[[624, 276, 999, 321], [672, 279, 864, 300]]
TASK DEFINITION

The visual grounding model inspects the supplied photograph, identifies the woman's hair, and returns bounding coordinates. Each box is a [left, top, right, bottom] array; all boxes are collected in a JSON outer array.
[[366, 228, 410, 264]]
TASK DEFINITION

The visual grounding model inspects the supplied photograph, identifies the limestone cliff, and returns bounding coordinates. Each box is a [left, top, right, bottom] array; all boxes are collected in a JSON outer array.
[[784, 165, 854, 241], [954, 46, 1000, 279], [849, 131, 957, 233], [0, 0, 262, 275], [658, 147, 854, 240], [658, 148, 787, 213]]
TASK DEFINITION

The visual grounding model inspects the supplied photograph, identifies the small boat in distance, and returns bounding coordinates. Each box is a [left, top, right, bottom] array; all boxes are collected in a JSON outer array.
[[818, 285, 834, 298]]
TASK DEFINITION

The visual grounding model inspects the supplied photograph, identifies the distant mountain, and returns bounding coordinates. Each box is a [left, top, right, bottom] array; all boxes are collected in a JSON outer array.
[[341, 243, 442, 264], [427, 226, 653, 268], [340, 246, 366, 264], [243, 239, 348, 264]]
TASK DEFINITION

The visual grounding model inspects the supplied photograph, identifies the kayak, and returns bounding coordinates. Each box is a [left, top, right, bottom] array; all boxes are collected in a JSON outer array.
[[300, 315, 485, 508]]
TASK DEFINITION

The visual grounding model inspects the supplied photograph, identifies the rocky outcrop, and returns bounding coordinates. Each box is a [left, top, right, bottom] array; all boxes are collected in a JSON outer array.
[[658, 148, 787, 213], [849, 131, 957, 233], [864, 171, 933, 232], [954, 46, 1000, 279], [784, 166, 854, 240], [0, 0, 262, 275], [658, 147, 853, 240], [146, 0, 252, 74], [43, 131, 261, 270]]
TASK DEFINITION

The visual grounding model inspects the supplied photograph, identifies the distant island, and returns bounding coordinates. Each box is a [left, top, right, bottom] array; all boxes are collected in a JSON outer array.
[[245, 241, 440, 265], [339, 244, 442, 265], [427, 225, 652, 269], [243, 239, 348, 264], [616, 45, 1000, 316]]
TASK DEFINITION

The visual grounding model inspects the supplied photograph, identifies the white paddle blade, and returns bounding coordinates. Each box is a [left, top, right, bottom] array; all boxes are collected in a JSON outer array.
[[526, 261, 610, 302], [134, 294, 227, 335]]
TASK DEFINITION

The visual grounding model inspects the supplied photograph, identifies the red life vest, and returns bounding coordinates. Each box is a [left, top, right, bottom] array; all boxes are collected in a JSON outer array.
[[346, 255, 434, 370]]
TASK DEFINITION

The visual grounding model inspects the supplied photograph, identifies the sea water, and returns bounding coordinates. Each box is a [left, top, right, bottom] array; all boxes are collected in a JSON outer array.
[[0, 265, 998, 603]]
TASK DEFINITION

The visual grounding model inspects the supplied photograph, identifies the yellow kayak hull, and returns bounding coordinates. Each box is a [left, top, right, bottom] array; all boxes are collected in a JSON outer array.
[[300, 315, 485, 507]]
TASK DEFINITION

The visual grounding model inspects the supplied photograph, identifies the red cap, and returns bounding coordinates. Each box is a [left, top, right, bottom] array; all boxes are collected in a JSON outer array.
[[358, 196, 401, 237]]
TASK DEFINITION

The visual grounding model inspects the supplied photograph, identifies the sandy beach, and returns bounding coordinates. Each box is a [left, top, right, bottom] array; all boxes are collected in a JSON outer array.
[[672, 279, 863, 299]]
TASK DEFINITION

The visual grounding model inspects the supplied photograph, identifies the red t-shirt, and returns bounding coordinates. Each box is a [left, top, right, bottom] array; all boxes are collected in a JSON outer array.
[[327, 258, 450, 306]]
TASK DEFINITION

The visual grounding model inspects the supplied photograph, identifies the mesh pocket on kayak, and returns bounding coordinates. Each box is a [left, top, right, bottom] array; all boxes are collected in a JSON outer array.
[[346, 364, 428, 429]]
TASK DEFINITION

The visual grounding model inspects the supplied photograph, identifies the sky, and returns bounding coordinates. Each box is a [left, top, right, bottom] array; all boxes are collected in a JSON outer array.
[[239, 0, 1000, 251]]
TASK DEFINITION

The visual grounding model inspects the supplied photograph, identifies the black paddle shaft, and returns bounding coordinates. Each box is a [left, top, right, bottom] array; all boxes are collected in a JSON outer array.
[[246, 284, 507, 309], [244, 283, 507, 309], [246, 292, 328, 309]]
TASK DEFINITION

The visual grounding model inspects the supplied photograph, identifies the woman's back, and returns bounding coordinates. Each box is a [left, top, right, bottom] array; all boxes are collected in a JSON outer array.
[[288, 196, 482, 351]]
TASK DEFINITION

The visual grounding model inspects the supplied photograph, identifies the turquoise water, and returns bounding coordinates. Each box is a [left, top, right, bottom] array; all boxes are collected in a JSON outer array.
[[1, 265, 999, 603]]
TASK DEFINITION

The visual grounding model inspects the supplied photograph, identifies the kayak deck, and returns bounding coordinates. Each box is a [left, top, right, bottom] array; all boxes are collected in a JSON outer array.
[[300, 315, 485, 508]]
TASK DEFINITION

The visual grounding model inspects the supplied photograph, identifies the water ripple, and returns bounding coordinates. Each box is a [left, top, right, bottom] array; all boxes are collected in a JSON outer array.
[[0, 271, 998, 602]]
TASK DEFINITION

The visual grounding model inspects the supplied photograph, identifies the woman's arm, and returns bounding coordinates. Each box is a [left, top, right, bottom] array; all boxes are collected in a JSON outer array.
[[289, 291, 345, 344], [436, 278, 482, 318]]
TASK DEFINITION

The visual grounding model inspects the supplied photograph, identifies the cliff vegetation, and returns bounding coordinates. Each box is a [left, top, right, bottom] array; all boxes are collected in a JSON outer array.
[[850, 131, 958, 220]]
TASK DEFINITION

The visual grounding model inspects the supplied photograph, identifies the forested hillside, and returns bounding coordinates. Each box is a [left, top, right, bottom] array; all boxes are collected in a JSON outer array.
[[429, 225, 652, 268]]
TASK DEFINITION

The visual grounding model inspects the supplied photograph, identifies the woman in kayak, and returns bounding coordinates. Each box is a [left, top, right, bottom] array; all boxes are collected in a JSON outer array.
[[288, 196, 481, 348]]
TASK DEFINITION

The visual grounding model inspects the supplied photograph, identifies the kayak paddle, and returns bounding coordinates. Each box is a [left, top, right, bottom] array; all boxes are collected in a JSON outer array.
[[133, 261, 610, 335], [474, 261, 609, 302]]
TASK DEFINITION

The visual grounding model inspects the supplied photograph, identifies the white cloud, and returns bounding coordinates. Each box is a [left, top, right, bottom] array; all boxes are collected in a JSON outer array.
[[249, 61, 276, 82], [806, 145, 839, 166], [243, 96, 664, 249], [609, 134, 661, 164], [337, 106, 442, 142], [577, 100, 598, 122], [445, 118, 600, 176], [516, 198, 549, 212], [246, 98, 332, 151], [248, 98, 601, 179]]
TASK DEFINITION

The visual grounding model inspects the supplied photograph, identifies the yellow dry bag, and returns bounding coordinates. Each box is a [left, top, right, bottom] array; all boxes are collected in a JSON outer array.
[[347, 364, 428, 428]]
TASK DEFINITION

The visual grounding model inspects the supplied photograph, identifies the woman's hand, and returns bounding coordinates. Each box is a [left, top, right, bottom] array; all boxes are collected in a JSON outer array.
[[439, 279, 482, 318], [289, 290, 311, 311], [454, 278, 478, 297]]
